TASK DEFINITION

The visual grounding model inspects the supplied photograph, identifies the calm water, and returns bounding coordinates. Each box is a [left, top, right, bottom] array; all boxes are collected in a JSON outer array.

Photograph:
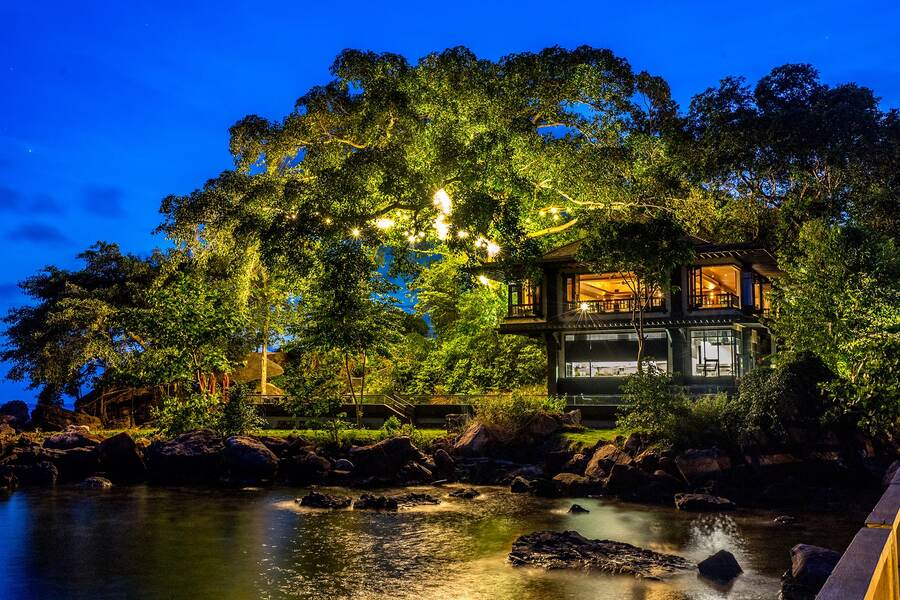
[[0, 484, 863, 600]]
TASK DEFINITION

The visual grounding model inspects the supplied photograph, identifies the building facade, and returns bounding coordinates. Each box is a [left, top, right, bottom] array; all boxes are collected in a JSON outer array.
[[498, 240, 779, 399]]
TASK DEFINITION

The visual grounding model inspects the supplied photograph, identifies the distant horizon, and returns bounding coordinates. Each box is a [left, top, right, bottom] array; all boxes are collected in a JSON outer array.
[[3, 0, 899, 408]]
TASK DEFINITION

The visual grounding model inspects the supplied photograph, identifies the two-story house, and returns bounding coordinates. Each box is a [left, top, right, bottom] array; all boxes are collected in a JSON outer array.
[[498, 238, 778, 398]]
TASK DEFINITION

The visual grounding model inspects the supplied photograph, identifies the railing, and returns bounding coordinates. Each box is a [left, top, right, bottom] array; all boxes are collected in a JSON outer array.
[[508, 303, 542, 317], [689, 292, 740, 310], [817, 468, 900, 599], [563, 297, 665, 314]]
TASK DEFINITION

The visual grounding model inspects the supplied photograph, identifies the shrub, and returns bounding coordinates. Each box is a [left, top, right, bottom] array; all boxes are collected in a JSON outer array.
[[152, 392, 220, 437], [218, 384, 266, 436], [616, 371, 691, 442], [471, 389, 565, 433]]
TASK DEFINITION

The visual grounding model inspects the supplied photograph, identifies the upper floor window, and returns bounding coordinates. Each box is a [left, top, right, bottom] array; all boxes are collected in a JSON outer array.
[[689, 265, 741, 310], [508, 281, 541, 317], [742, 273, 772, 315], [562, 273, 665, 314]]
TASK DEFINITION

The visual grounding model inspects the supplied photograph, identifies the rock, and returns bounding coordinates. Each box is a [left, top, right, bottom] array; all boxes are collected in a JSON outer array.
[[453, 423, 497, 457], [146, 429, 225, 484], [788, 544, 840, 591], [508, 531, 692, 579], [584, 444, 632, 478], [544, 449, 575, 475], [222, 436, 279, 485], [675, 448, 731, 483], [561, 453, 587, 474], [698, 550, 742, 583], [449, 487, 480, 499], [623, 433, 643, 454], [657, 456, 680, 478], [432, 449, 455, 478], [605, 464, 650, 495], [282, 449, 332, 484], [561, 409, 581, 427], [0, 422, 17, 454], [4, 461, 57, 486], [552, 472, 593, 497], [397, 461, 433, 484], [523, 413, 560, 439], [52, 447, 100, 482], [79, 476, 113, 490], [43, 431, 101, 450], [568, 503, 589, 514], [392, 492, 440, 507], [97, 433, 145, 483], [634, 448, 660, 472], [333, 458, 354, 472], [529, 478, 559, 498], [774, 515, 798, 527], [510, 475, 532, 493], [0, 468, 17, 492], [29, 404, 101, 432], [883, 460, 900, 487], [674, 493, 736, 512], [353, 494, 398, 511], [0, 400, 29, 430], [255, 436, 292, 459], [298, 491, 351, 509], [349, 436, 425, 478]]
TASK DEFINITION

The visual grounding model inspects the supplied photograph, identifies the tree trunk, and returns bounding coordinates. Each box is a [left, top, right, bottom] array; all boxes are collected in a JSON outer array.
[[344, 354, 361, 427]]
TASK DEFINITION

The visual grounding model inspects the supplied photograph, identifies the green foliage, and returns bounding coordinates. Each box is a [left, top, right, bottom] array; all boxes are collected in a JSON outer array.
[[151, 392, 221, 438], [218, 384, 266, 437], [471, 390, 565, 432], [773, 221, 900, 435], [616, 371, 692, 443]]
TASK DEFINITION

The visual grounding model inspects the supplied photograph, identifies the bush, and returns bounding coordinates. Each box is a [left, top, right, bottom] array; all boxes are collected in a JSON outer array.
[[218, 384, 266, 436], [471, 390, 565, 432], [152, 385, 265, 438], [731, 352, 833, 445]]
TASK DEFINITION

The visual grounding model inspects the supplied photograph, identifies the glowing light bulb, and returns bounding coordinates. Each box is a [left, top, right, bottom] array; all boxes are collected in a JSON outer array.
[[433, 188, 452, 215], [486, 241, 500, 257], [375, 217, 394, 229], [434, 214, 449, 240], [478, 275, 491, 286], [456, 230, 469, 239], [324, 217, 332, 225], [351, 228, 361, 237], [579, 302, 589, 312], [408, 234, 417, 243], [707, 282, 715, 290]]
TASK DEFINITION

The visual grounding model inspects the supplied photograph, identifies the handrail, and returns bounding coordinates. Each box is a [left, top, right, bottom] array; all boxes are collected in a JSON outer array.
[[689, 292, 740, 310], [563, 297, 665, 314], [817, 468, 900, 599]]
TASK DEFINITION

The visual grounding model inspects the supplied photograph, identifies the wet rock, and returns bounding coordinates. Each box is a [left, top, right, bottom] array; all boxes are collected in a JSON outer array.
[[452, 423, 497, 457], [282, 449, 331, 484], [0, 422, 17, 455], [561, 409, 581, 427], [222, 436, 279, 485], [774, 515, 798, 527], [788, 544, 840, 591], [255, 436, 292, 459], [449, 487, 480, 499], [674, 493, 736, 512], [353, 493, 398, 511], [561, 453, 587, 475], [552, 472, 593, 497], [98, 432, 146, 483], [392, 492, 441, 507], [0, 400, 29, 430], [29, 404, 101, 432], [544, 449, 575, 475], [397, 461, 433, 484], [4, 461, 57, 486], [508, 531, 692, 579], [510, 475, 532, 494], [146, 429, 225, 484], [432, 449, 455, 478], [634, 449, 660, 472], [333, 458, 354, 472], [623, 433, 643, 454], [79, 476, 113, 490], [43, 431, 101, 450], [523, 413, 560, 440], [568, 503, 590, 514], [698, 549, 743, 583], [605, 464, 650, 495], [298, 491, 352, 509], [584, 444, 632, 478], [529, 478, 560, 498], [675, 448, 731, 483], [52, 447, 100, 482], [349, 436, 425, 478]]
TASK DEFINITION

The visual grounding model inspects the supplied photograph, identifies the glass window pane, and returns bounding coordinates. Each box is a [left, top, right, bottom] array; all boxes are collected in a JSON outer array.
[[564, 332, 668, 377]]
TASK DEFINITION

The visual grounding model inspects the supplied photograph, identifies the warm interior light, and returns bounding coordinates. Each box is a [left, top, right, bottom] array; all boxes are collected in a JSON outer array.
[[434, 214, 449, 240], [375, 218, 394, 229], [433, 188, 452, 215], [707, 282, 716, 290], [579, 302, 589, 312]]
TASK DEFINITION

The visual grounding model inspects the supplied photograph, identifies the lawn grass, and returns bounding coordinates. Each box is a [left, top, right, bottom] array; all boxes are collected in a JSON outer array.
[[560, 427, 630, 449]]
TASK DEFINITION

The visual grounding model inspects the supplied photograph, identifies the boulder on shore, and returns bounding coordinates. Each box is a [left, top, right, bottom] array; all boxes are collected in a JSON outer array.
[[779, 544, 841, 600], [222, 436, 279, 485], [282, 449, 332, 484], [675, 448, 731, 483], [584, 444, 632, 478], [43, 431, 101, 450], [98, 432, 146, 483], [353, 494, 398, 511], [508, 531, 692, 579], [52, 447, 100, 482], [568, 503, 590, 514], [29, 405, 101, 432], [298, 491, 352, 509], [453, 423, 497, 457], [3, 461, 57, 486], [674, 493, 736, 512], [146, 429, 225, 484], [79, 476, 113, 490], [449, 487, 480, 499], [552, 472, 594, 497], [392, 492, 441, 507], [697, 550, 743, 583], [349, 436, 425, 478], [432, 449, 456, 479], [0, 400, 30, 430]]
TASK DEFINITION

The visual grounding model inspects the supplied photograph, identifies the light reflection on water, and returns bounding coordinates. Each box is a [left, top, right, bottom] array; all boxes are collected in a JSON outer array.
[[0, 485, 862, 600]]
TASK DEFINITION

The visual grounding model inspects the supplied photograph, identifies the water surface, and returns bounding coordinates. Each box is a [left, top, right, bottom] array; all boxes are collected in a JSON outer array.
[[0, 485, 862, 599]]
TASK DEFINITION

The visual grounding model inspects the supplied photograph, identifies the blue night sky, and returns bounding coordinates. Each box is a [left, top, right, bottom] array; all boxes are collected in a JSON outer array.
[[2, 1, 899, 407]]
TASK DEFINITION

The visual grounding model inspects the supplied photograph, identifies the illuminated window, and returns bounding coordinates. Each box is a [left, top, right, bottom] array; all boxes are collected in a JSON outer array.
[[563, 332, 668, 377], [690, 329, 741, 377], [689, 265, 741, 309], [562, 273, 664, 314], [508, 281, 541, 317]]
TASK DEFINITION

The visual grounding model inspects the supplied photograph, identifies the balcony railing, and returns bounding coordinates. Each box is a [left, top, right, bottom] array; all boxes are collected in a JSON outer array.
[[508, 303, 542, 317], [563, 297, 665, 315], [690, 292, 740, 310]]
